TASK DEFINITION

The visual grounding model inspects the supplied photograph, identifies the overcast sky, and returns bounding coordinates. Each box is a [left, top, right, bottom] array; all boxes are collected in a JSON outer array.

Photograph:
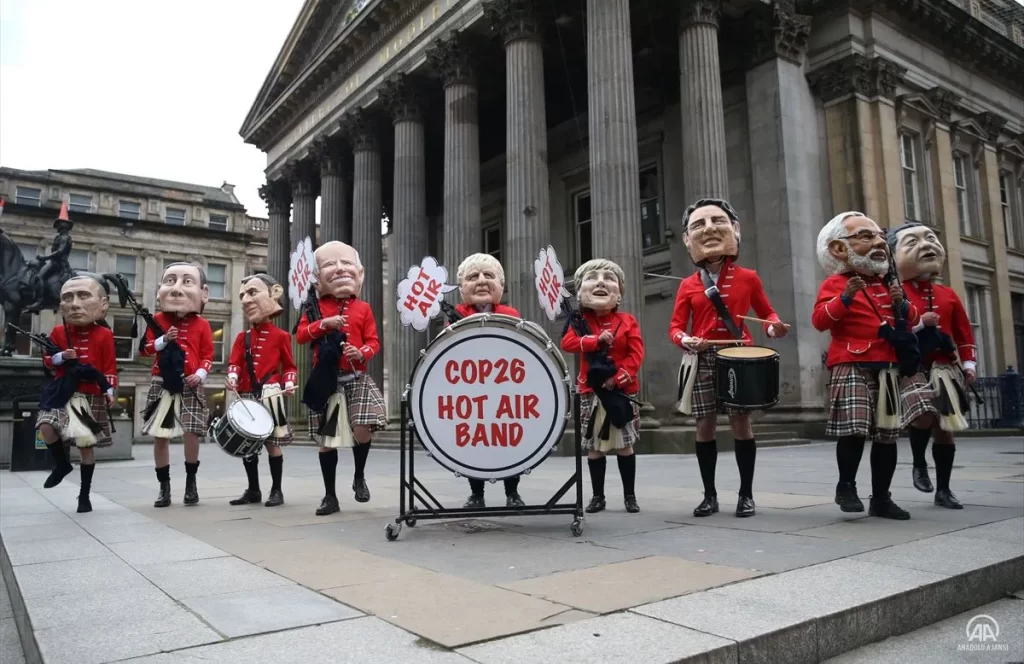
[[0, 0, 305, 220]]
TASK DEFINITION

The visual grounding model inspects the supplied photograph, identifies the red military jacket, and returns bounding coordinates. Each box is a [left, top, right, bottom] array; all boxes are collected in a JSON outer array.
[[42, 323, 118, 395], [812, 273, 921, 367], [227, 321, 298, 392], [140, 312, 214, 377], [296, 295, 379, 373], [453, 303, 520, 320], [560, 311, 644, 395], [903, 279, 977, 368], [668, 260, 781, 346]]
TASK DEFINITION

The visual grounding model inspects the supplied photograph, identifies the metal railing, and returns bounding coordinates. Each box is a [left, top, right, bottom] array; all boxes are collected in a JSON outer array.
[[966, 371, 1024, 430]]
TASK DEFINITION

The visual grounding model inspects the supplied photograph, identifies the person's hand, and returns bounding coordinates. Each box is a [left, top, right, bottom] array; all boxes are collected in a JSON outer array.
[[598, 330, 614, 346], [227, 374, 238, 388], [889, 283, 904, 306], [964, 369, 977, 386], [343, 345, 364, 363], [63, 348, 77, 360], [166, 327, 179, 341], [683, 337, 707, 352], [185, 374, 203, 388], [921, 312, 939, 327], [105, 394, 115, 408], [284, 381, 295, 391], [321, 315, 346, 330], [843, 276, 866, 299], [602, 377, 616, 389], [769, 323, 789, 339]]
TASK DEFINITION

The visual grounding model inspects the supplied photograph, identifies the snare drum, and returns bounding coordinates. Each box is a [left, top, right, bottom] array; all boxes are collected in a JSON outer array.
[[715, 345, 780, 411], [408, 313, 571, 480], [209, 398, 274, 458]]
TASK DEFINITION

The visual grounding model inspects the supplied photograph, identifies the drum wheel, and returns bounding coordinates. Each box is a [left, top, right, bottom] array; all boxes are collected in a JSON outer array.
[[384, 522, 401, 541], [570, 518, 584, 537], [404, 518, 417, 527]]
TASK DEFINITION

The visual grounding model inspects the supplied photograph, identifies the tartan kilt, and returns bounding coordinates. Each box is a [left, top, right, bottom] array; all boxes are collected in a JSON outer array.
[[144, 376, 208, 437], [900, 372, 935, 427], [308, 374, 387, 445], [36, 393, 113, 448], [238, 391, 292, 447], [579, 392, 640, 452], [689, 350, 745, 418], [826, 364, 919, 443]]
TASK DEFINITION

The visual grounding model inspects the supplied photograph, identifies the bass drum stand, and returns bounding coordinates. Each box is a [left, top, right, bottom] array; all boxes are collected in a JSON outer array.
[[385, 391, 586, 541]]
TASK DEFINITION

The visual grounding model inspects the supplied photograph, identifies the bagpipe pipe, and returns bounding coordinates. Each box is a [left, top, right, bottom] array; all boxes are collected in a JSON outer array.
[[295, 284, 353, 447], [440, 299, 463, 324]]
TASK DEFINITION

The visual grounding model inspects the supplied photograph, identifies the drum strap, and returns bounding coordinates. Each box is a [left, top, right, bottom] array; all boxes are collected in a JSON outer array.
[[699, 269, 744, 340], [244, 331, 262, 394]]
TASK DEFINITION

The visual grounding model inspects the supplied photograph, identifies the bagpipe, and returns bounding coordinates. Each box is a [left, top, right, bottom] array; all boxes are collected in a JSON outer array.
[[916, 282, 979, 431], [440, 300, 463, 324], [878, 259, 921, 378], [296, 284, 353, 447]]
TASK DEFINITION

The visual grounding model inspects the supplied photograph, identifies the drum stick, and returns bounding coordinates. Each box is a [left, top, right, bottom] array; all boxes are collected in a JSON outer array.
[[737, 315, 791, 328], [258, 386, 297, 402], [703, 339, 747, 345], [644, 272, 685, 281], [227, 384, 255, 418]]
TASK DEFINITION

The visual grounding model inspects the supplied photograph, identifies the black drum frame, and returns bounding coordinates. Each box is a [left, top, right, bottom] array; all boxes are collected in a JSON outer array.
[[385, 393, 585, 541]]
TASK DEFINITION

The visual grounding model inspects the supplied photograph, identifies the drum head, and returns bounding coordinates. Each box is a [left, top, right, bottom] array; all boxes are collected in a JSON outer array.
[[227, 399, 274, 438], [410, 316, 570, 481], [717, 345, 778, 359]]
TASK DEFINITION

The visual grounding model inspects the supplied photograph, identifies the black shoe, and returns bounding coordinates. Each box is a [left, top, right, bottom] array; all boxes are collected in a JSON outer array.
[[693, 494, 719, 517], [352, 479, 370, 503], [869, 492, 911, 520], [77, 495, 92, 513], [265, 489, 284, 507], [154, 480, 171, 508], [506, 493, 525, 508], [934, 489, 963, 509], [912, 467, 934, 493], [183, 476, 199, 506], [835, 481, 864, 512], [736, 495, 756, 517], [463, 494, 485, 509], [316, 495, 340, 516], [624, 495, 640, 513], [229, 489, 262, 506], [43, 462, 73, 489], [585, 496, 606, 513]]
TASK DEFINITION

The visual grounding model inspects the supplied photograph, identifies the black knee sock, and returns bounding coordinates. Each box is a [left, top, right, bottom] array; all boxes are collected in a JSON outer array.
[[909, 427, 931, 469], [155, 465, 170, 483], [836, 436, 865, 484], [617, 454, 636, 497], [734, 438, 756, 498], [932, 444, 955, 491], [185, 461, 200, 479], [47, 440, 69, 468], [243, 456, 260, 492], [588, 456, 607, 498], [268, 455, 283, 493], [79, 463, 95, 497], [319, 450, 338, 497], [468, 478, 485, 496], [695, 440, 718, 496], [504, 476, 520, 496], [352, 442, 371, 481], [870, 443, 898, 499]]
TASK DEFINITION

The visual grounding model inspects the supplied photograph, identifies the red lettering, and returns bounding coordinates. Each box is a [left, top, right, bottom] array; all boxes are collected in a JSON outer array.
[[510, 358, 526, 383], [524, 394, 540, 419], [455, 422, 469, 446], [509, 423, 523, 446], [445, 360, 459, 384], [455, 396, 472, 419], [403, 293, 418, 311], [438, 395, 454, 419], [426, 279, 442, 297], [411, 279, 425, 296], [491, 423, 506, 447], [471, 395, 488, 418], [444, 359, 522, 384], [494, 359, 509, 383], [478, 359, 493, 383], [461, 359, 477, 383], [459, 422, 525, 447], [471, 424, 489, 446], [495, 394, 542, 419]]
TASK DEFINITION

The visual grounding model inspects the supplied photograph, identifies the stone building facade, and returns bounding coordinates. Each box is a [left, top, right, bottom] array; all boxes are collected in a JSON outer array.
[[240, 0, 1024, 432], [0, 167, 268, 436]]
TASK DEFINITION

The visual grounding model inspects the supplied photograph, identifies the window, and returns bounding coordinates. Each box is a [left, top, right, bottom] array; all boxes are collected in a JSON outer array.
[[69, 249, 90, 271], [11, 311, 35, 356], [209, 321, 226, 363], [118, 200, 141, 219], [207, 263, 226, 299], [953, 154, 976, 237], [901, 133, 922, 222], [574, 190, 592, 266], [68, 194, 92, 214], [1012, 294, 1024, 375], [15, 186, 41, 206], [965, 285, 992, 376], [113, 316, 135, 361], [640, 165, 662, 250], [483, 224, 502, 264], [166, 207, 186, 226], [209, 214, 228, 231], [116, 254, 138, 291], [1000, 172, 1022, 251]]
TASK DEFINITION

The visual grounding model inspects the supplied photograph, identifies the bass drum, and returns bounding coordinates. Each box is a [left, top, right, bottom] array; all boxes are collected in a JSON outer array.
[[408, 313, 571, 481]]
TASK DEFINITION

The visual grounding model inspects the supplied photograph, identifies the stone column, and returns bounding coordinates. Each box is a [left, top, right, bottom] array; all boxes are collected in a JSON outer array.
[[341, 108, 386, 399], [287, 160, 319, 248], [484, 0, 551, 326], [313, 136, 351, 245], [258, 180, 292, 330], [427, 31, 481, 269], [380, 74, 428, 421], [678, 0, 729, 201]]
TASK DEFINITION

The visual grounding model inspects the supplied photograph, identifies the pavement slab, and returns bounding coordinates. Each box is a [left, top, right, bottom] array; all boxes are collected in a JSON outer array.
[[134, 556, 293, 600], [3, 535, 113, 567]]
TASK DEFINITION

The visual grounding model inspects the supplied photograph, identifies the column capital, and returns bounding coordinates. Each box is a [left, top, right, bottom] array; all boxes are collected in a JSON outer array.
[[807, 53, 907, 103], [282, 160, 320, 198], [679, 0, 721, 30], [339, 107, 379, 152], [745, 0, 812, 67], [379, 73, 426, 124], [483, 0, 543, 44], [974, 111, 1008, 143], [426, 31, 476, 88], [925, 86, 961, 123], [258, 179, 292, 215], [311, 135, 346, 178]]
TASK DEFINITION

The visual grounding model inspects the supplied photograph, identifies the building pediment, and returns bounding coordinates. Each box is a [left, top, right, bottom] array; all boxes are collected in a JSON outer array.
[[952, 112, 1007, 145], [896, 86, 961, 123], [999, 134, 1024, 162]]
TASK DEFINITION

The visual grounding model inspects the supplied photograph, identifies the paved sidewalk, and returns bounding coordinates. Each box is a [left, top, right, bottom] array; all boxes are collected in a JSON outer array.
[[2, 437, 1022, 663]]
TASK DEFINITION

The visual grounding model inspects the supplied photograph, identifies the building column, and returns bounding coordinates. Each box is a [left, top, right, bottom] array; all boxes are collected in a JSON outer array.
[[341, 108, 386, 400], [484, 0, 551, 325], [743, 1, 823, 412], [427, 31, 481, 269], [285, 161, 318, 424], [313, 136, 351, 245], [380, 74, 428, 422], [258, 179, 292, 330], [678, 0, 729, 201]]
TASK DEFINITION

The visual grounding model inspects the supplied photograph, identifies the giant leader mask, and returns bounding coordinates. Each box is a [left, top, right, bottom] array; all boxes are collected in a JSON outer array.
[[575, 259, 625, 313], [817, 212, 890, 277], [239, 274, 284, 324], [60, 273, 109, 326], [683, 198, 741, 265], [888, 222, 946, 281], [157, 262, 209, 315], [457, 253, 504, 307], [314, 241, 363, 298]]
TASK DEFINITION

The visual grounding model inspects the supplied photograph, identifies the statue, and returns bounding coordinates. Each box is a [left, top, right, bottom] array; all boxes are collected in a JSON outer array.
[[0, 202, 76, 356]]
